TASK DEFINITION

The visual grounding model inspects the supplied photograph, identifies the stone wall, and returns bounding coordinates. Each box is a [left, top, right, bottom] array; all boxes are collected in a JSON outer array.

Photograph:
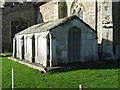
[[2, 2, 37, 52], [66, 0, 96, 30], [66, 0, 119, 60], [112, 2, 120, 59], [0, 9, 2, 53], [82, 1, 96, 30], [97, 1, 103, 44], [101, 1, 115, 60], [1, 1, 120, 60], [58, 2, 67, 18], [113, 2, 120, 46], [39, 1, 55, 22], [39, 1, 68, 22], [51, 18, 98, 66]]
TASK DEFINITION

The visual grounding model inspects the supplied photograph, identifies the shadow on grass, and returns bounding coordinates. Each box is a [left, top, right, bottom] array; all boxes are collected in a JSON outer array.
[[47, 60, 120, 73]]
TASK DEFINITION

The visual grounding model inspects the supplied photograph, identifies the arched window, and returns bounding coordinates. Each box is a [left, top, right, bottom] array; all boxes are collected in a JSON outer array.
[[70, 1, 84, 20], [11, 19, 29, 41]]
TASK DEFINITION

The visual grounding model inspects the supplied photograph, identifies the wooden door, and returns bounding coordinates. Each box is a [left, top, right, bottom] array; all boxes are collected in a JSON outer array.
[[68, 27, 81, 62]]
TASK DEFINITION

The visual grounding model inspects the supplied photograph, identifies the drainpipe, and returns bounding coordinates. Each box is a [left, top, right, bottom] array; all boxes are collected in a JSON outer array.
[[49, 32, 52, 67]]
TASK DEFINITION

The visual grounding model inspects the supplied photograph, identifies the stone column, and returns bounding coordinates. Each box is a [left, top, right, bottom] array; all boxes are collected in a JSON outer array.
[[27, 35, 35, 63], [13, 37, 16, 57], [28, 35, 33, 63], [24, 35, 27, 58], [19, 36, 24, 60], [34, 34, 40, 64], [16, 37, 19, 58], [43, 37, 48, 67], [34, 34, 38, 61]]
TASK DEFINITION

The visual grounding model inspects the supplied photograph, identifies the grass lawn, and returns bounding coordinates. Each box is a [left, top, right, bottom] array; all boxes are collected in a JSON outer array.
[[2, 56, 119, 89], [0, 56, 2, 89]]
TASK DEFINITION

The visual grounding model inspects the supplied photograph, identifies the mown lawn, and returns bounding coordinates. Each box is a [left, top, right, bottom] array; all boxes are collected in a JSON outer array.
[[2, 56, 119, 89]]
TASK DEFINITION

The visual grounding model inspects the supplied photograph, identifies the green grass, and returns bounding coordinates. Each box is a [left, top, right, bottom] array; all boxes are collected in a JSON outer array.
[[2, 57, 119, 89], [0, 57, 2, 89], [1, 52, 12, 55]]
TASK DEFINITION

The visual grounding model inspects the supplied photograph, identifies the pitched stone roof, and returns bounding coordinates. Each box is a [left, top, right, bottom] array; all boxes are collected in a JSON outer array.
[[16, 15, 96, 36]]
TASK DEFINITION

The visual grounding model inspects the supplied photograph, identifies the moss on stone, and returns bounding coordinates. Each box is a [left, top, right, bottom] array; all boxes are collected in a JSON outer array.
[[35, 21, 50, 29]]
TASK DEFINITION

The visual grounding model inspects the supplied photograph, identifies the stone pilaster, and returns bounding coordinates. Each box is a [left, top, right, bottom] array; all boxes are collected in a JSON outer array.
[[13, 37, 16, 57], [101, 1, 115, 60]]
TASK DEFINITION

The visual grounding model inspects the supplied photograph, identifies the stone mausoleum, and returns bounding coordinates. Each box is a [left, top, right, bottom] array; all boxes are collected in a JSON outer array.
[[13, 15, 98, 66], [0, 0, 120, 65]]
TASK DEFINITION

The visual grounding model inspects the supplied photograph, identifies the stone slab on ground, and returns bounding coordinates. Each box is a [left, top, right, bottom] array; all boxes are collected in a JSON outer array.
[[0, 53, 12, 57], [8, 57, 46, 73]]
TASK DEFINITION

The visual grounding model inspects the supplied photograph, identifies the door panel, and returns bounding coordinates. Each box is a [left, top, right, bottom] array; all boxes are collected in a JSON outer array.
[[68, 28, 81, 62]]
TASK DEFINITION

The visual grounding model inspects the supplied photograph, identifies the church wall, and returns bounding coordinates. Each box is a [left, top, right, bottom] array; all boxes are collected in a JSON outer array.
[[58, 2, 68, 18], [66, 1, 116, 60], [100, 1, 115, 60], [82, 1, 96, 30], [112, 2, 120, 59], [66, 0, 117, 60], [39, 1, 68, 22], [0, 9, 2, 53], [97, 1, 103, 44], [2, 3, 37, 52], [2, 1, 120, 62], [66, 0, 96, 30], [39, 1, 55, 22]]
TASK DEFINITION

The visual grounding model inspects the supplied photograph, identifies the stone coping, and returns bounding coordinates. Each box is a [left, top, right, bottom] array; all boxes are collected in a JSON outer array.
[[8, 57, 46, 73], [8, 57, 88, 72], [0, 53, 12, 57]]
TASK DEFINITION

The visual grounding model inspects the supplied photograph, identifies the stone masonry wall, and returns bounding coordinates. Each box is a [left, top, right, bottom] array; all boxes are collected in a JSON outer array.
[[39, 1, 68, 22], [0, 9, 2, 53], [112, 2, 120, 59], [39, 1, 55, 22], [2, 2, 37, 52], [97, 1, 103, 44], [67, 0, 96, 30]]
